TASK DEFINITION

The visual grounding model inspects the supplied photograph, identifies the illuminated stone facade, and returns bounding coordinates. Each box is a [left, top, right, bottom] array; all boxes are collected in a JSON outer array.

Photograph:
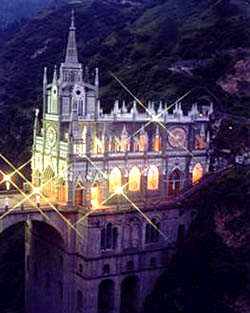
[[30, 12, 213, 313]]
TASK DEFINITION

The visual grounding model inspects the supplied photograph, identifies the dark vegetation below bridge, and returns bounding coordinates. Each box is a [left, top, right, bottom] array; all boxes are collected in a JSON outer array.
[[143, 165, 250, 313]]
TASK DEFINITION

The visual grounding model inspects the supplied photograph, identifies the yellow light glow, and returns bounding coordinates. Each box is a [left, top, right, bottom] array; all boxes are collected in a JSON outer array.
[[115, 186, 124, 195], [109, 167, 122, 193], [33, 187, 40, 194], [151, 114, 160, 122], [128, 166, 141, 191], [4, 174, 11, 182], [192, 163, 203, 184], [90, 185, 99, 208]]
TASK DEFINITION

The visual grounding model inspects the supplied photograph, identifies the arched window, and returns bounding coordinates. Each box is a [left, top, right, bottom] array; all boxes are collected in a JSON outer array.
[[139, 134, 146, 152], [58, 178, 66, 204], [168, 170, 182, 196], [93, 136, 104, 154], [77, 290, 83, 312], [91, 183, 100, 208], [147, 165, 159, 190], [128, 166, 141, 192], [153, 127, 161, 152], [42, 166, 55, 199], [145, 219, 160, 244], [109, 167, 122, 193], [192, 163, 203, 184], [101, 224, 118, 250], [120, 129, 128, 152], [75, 182, 83, 206]]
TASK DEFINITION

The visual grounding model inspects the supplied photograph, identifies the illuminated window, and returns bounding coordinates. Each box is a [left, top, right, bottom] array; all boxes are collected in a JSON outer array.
[[33, 169, 41, 187], [58, 178, 66, 204], [139, 134, 146, 152], [74, 141, 83, 155], [192, 163, 203, 184], [195, 135, 206, 150], [42, 166, 55, 199], [75, 183, 83, 206], [109, 167, 122, 193], [153, 135, 161, 152], [120, 136, 128, 152], [91, 184, 100, 208], [128, 166, 141, 191], [93, 136, 104, 154], [147, 165, 159, 190]]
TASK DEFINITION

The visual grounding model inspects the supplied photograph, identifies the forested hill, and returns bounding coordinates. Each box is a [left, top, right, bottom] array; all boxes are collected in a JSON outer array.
[[0, 0, 250, 163], [0, 0, 65, 29], [144, 165, 250, 313]]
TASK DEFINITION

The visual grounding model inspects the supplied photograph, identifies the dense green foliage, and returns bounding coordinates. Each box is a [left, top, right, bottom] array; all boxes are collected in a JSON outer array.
[[0, 0, 250, 162], [0, 0, 65, 29]]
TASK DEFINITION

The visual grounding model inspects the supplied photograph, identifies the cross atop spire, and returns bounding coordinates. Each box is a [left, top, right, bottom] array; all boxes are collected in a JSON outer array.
[[71, 9, 75, 29], [65, 9, 79, 64]]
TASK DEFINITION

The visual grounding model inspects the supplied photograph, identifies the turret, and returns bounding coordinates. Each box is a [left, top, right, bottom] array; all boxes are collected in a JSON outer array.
[[113, 100, 119, 118], [53, 65, 57, 84], [157, 101, 163, 114], [84, 66, 89, 83], [43, 67, 47, 119], [122, 100, 127, 114], [43, 67, 47, 90], [33, 108, 40, 139]]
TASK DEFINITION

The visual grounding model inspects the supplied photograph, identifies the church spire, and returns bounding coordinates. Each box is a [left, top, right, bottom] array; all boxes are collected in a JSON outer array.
[[65, 9, 79, 64]]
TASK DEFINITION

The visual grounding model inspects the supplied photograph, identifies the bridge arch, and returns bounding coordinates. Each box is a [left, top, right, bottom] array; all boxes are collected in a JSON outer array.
[[0, 218, 65, 313], [0, 211, 65, 242]]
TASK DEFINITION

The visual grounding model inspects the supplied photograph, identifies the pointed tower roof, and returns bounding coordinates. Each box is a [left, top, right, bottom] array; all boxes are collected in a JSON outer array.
[[121, 124, 128, 136], [65, 9, 79, 64]]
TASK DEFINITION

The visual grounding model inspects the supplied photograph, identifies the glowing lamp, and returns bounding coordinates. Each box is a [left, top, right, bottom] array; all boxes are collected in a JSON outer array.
[[33, 187, 40, 194], [91, 200, 99, 208], [151, 114, 160, 122], [4, 174, 11, 191], [115, 186, 123, 195], [4, 174, 11, 182]]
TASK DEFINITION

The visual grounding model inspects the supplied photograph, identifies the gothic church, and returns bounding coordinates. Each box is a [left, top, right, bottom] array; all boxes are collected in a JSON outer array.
[[30, 11, 212, 313]]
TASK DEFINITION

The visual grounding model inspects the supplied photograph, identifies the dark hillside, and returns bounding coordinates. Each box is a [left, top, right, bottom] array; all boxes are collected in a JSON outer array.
[[143, 166, 250, 313], [0, 0, 250, 162]]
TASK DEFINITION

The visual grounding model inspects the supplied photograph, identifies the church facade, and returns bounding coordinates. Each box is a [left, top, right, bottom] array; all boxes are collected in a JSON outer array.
[[30, 11, 213, 313]]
